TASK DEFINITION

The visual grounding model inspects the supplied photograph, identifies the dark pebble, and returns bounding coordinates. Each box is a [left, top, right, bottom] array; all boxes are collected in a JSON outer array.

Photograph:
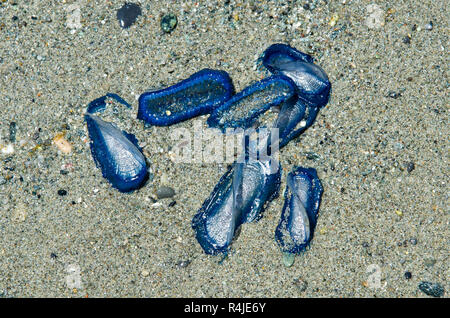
[[305, 152, 321, 161], [418, 281, 445, 297], [12, 16, 18, 21], [404, 271, 412, 279], [116, 3, 142, 29], [362, 242, 370, 248], [9, 122, 17, 142], [402, 36, 411, 44], [156, 186, 175, 199], [406, 162, 415, 173], [50, 253, 57, 259], [60, 169, 69, 175], [410, 238, 417, 245], [161, 13, 177, 33], [57, 189, 67, 196], [425, 21, 433, 30], [168, 200, 177, 207], [388, 91, 402, 99]]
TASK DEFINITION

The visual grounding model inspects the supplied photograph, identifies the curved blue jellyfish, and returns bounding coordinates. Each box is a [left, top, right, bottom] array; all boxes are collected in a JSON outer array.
[[192, 134, 281, 255], [137, 69, 234, 126], [207, 75, 297, 132], [275, 167, 323, 254], [85, 94, 148, 192]]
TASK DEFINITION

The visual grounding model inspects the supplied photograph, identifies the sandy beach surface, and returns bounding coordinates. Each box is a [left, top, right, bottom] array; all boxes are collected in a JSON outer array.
[[0, 0, 448, 297]]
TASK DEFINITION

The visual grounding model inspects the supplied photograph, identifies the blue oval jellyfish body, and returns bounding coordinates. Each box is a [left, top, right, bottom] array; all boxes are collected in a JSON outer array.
[[85, 94, 148, 192], [137, 69, 234, 126], [207, 75, 297, 132], [275, 167, 323, 254]]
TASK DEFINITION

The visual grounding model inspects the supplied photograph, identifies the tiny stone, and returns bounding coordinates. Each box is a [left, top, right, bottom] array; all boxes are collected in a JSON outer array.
[[161, 13, 177, 33], [402, 36, 411, 44], [424, 258, 436, 267], [141, 270, 149, 277], [388, 91, 402, 99], [116, 3, 142, 29], [50, 253, 57, 259], [9, 122, 17, 142], [362, 242, 370, 248], [177, 260, 191, 268], [282, 252, 295, 267], [156, 186, 175, 199], [410, 238, 417, 245], [394, 142, 404, 151], [293, 277, 308, 292], [425, 21, 433, 30], [404, 271, 412, 279], [406, 162, 415, 173], [57, 189, 67, 196], [168, 200, 177, 207], [418, 281, 445, 297]]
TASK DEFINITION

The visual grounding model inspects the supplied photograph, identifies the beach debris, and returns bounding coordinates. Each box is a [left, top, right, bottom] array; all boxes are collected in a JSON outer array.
[[138, 69, 234, 126], [365, 4, 385, 29], [85, 94, 148, 192], [53, 132, 72, 154], [161, 13, 177, 33], [116, 3, 142, 29], [418, 281, 445, 297], [275, 167, 323, 254], [1, 144, 14, 155]]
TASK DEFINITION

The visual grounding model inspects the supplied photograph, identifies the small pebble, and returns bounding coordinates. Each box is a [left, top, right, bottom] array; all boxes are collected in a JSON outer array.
[[424, 258, 436, 267], [282, 252, 295, 267], [50, 253, 58, 259], [161, 13, 177, 33], [168, 200, 177, 207], [425, 21, 433, 30], [406, 162, 415, 173], [156, 186, 175, 199], [404, 271, 412, 279], [141, 270, 149, 277], [293, 277, 308, 292], [9, 122, 17, 142], [418, 281, 445, 297], [116, 3, 142, 29], [58, 189, 67, 196], [388, 91, 402, 99], [410, 238, 417, 245], [402, 36, 411, 44], [176, 260, 191, 268]]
